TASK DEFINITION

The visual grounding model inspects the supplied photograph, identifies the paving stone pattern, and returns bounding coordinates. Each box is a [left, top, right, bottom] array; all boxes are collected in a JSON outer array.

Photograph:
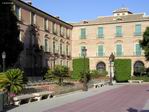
[[45, 85, 149, 112]]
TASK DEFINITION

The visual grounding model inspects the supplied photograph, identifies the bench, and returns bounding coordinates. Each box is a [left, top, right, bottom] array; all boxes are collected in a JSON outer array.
[[128, 80, 143, 84], [13, 91, 54, 105], [32, 91, 54, 101], [13, 94, 34, 105]]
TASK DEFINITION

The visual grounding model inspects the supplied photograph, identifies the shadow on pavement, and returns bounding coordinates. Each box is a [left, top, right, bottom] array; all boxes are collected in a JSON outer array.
[[127, 108, 149, 112]]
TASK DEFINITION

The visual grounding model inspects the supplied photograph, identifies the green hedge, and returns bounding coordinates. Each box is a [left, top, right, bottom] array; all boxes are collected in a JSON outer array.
[[131, 76, 149, 82], [114, 59, 131, 82], [72, 58, 89, 80]]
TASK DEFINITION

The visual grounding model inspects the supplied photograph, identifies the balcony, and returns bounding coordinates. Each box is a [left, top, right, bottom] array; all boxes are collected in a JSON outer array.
[[133, 51, 143, 56], [53, 49, 59, 56], [80, 35, 86, 39], [67, 52, 71, 58], [60, 51, 66, 57], [97, 34, 104, 38], [115, 33, 123, 37], [134, 32, 142, 36], [44, 50, 52, 56], [96, 52, 105, 57], [115, 52, 124, 57]]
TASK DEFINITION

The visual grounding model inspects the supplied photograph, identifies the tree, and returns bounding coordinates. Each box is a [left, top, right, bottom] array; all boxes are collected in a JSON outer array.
[[80, 71, 91, 91], [140, 27, 149, 61], [0, 68, 24, 104], [0, 69, 23, 94], [0, 0, 23, 68], [45, 65, 70, 86]]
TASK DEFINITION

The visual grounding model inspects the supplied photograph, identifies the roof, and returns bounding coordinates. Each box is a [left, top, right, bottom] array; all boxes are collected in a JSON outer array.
[[71, 13, 149, 26], [12, 0, 73, 28]]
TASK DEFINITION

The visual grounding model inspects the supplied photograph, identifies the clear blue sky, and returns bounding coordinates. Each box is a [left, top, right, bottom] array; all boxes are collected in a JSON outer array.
[[31, 0, 149, 22]]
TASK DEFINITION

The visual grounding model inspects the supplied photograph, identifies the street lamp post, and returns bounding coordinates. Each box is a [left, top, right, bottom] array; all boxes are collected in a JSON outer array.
[[82, 47, 88, 91], [109, 53, 115, 85], [2, 51, 6, 72]]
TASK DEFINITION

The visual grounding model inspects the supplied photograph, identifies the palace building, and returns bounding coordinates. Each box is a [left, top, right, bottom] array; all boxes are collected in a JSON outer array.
[[71, 8, 149, 76], [12, 0, 72, 76], [12, 0, 149, 76]]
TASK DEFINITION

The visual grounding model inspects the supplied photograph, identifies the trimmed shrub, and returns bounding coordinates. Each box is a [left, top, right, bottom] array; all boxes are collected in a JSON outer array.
[[114, 59, 131, 82], [131, 76, 149, 82], [72, 58, 89, 80], [91, 70, 108, 78]]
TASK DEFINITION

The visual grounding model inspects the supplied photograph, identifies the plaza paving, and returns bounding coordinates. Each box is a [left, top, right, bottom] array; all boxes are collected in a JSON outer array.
[[8, 84, 149, 112]]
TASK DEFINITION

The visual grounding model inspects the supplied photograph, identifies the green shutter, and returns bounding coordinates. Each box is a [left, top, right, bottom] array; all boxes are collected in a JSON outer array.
[[80, 46, 86, 56], [98, 45, 104, 56], [135, 24, 141, 36], [116, 26, 122, 37], [98, 27, 104, 38], [116, 44, 122, 56], [136, 44, 141, 56], [80, 28, 86, 39]]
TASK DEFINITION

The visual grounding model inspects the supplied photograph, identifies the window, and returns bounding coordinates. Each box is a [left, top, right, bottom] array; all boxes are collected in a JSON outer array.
[[60, 42, 62, 54], [135, 44, 141, 56], [15, 5, 21, 20], [60, 26, 64, 36], [116, 44, 123, 56], [96, 62, 106, 71], [98, 45, 104, 56], [66, 29, 70, 38], [134, 61, 144, 76], [116, 26, 122, 37], [53, 23, 57, 34], [31, 12, 36, 25], [44, 38, 49, 52], [97, 27, 104, 38], [80, 46, 86, 57], [66, 44, 69, 55], [64, 27, 66, 37], [134, 24, 141, 36], [80, 28, 86, 39], [53, 41, 55, 53], [44, 18, 48, 31]]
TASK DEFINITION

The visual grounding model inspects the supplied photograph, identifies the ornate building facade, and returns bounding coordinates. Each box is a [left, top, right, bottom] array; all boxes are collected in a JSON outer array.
[[71, 8, 149, 76], [13, 0, 72, 76], [12, 0, 149, 76]]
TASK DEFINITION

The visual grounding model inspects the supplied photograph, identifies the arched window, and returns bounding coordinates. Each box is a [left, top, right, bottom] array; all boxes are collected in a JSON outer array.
[[53, 41, 55, 53], [60, 43, 62, 54], [44, 38, 48, 52], [96, 62, 106, 71], [134, 61, 144, 76]]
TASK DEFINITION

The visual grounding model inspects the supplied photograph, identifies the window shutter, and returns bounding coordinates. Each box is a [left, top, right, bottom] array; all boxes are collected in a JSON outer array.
[[98, 27, 103, 38], [136, 44, 141, 55], [98, 45, 103, 56], [116, 44, 122, 56], [80, 28, 86, 39]]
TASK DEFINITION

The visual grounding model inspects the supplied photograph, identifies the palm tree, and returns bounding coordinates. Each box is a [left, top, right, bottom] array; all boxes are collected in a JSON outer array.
[[0, 69, 23, 94], [45, 65, 69, 86], [0, 69, 23, 104]]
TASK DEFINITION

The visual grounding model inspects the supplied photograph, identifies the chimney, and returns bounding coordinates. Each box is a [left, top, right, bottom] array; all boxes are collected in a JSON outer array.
[[55, 16, 60, 19], [23, 0, 32, 5]]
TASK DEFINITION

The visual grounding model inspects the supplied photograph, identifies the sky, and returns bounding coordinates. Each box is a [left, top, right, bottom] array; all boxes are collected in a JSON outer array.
[[31, 0, 149, 22]]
